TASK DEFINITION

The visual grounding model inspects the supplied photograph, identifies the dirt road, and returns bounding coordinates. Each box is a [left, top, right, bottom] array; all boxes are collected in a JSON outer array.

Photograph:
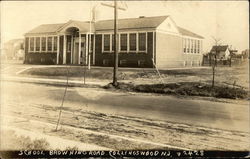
[[1, 81, 249, 150]]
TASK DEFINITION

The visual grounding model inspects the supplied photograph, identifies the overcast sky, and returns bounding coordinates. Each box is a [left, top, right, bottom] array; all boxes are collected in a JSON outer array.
[[1, 1, 249, 52]]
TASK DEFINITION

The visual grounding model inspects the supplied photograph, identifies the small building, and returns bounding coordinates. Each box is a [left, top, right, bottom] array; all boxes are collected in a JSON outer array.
[[3, 39, 24, 60], [24, 16, 204, 68], [209, 45, 232, 60]]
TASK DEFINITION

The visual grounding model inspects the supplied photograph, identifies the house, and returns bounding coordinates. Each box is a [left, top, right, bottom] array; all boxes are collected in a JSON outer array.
[[209, 45, 232, 60], [24, 15, 204, 68], [3, 39, 24, 60]]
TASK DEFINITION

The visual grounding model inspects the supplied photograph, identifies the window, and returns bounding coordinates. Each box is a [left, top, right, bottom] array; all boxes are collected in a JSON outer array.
[[47, 37, 53, 51], [120, 34, 127, 51], [129, 33, 136, 51], [194, 40, 197, 53], [67, 37, 71, 52], [191, 39, 193, 53], [35, 37, 40, 52], [41, 37, 46, 51], [138, 33, 146, 51], [104, 34, 110, 52], [183, 38, 186, 53], [54, 37, 57, 51], [187, 39, 189, 53], [112, 34, 115, 51], [30, 37, 34, 51]]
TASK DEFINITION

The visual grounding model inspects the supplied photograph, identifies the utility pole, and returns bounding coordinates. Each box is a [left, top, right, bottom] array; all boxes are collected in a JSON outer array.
[[113, 0, 118, 86], [101, 1, 126, 86]]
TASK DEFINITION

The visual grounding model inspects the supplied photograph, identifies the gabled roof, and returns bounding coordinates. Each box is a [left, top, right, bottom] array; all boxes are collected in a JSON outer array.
[[25, 16, 203, 39], [95, 16, 168, 31], [177, 27, 204, 39], [210, 45, 229, 53], [26, 23, 64, 35]]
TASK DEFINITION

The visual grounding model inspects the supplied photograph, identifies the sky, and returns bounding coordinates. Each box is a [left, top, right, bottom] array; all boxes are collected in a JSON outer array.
[[1, 1, 249, 53]]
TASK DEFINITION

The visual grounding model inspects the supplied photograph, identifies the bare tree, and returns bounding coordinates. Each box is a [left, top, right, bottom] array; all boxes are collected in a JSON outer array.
[[211, 36, 221, 88]]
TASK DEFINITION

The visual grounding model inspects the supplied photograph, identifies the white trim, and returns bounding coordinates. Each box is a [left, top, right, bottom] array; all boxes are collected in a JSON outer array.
[[56, 35, 59, 64], [71, 35, 73, 64], [63, 34, 67, 64], [93, 34, 96, 65], [79, 33, 82, 65], [152, 31, 155, 63], [85, 34, 88, 65]]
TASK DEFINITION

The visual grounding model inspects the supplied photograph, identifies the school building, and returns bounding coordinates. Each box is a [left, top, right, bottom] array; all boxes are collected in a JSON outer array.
[[24, 15, 204, 68]]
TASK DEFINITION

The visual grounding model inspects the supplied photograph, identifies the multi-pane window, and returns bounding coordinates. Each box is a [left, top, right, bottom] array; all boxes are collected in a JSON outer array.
[[191, 40, 193, 53], [129, 33, 136, 51], [138, 33, 146, 51], [30, 37, 34, 51], [194, 40, 197, 53], [35, 37, 40, 51], [187, 39, 190, 53], [197, 40, 200, 53], [183, 39, 186, 53], [53, 37, 57, 51], [47, 37, 53, 51], [112, 34, 115, 51], [41, 37, 46, 51], [104, 34, 110, 51], [120, 34, 127, 51]]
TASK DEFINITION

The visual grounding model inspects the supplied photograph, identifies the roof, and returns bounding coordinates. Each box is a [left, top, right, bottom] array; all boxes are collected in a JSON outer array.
[[210, 45, 229, 53], [95, 16, 168, 31], [26, 23, 64, 34], [177, 27, 204, 39], [25, 16, 203, 39]]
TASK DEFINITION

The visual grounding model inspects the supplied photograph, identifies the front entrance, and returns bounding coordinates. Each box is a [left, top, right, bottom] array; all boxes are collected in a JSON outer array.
[[72, 41, 85, 65]]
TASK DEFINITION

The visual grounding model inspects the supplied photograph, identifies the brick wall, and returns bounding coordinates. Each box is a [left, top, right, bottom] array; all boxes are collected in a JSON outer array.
[[25, 53, 57, 64], [94, 32, 154, 68]]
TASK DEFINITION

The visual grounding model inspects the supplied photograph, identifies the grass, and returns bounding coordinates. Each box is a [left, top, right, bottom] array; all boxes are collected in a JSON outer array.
[[21, 62, 249, 99], [104, 82, 248, 99], [2, 129, 50, 150]]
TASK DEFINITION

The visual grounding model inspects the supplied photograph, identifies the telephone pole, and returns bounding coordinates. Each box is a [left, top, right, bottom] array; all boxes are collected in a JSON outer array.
[[101, 1, 126, 86], [113, 0, 118, 86]]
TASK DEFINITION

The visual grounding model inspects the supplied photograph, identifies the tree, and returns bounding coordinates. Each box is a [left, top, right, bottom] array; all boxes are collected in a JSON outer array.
[[211, 37, 221, 88]]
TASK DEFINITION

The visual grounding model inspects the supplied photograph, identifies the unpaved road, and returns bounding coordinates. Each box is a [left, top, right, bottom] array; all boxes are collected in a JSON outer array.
[[1, 81, 249, 150]]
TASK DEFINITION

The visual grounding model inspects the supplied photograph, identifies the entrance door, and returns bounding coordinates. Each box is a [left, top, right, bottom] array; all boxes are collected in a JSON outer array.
[[73, 43, 79, 64], [80, 43, 85, 65]]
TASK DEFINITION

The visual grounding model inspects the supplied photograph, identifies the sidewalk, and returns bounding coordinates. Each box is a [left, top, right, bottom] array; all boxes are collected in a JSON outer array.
[[2, 75, 109, 87]]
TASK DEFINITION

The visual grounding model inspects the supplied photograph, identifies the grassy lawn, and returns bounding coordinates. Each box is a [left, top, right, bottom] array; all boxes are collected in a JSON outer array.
[[21, 62, 248, 99], [22, 62, 248, 87]]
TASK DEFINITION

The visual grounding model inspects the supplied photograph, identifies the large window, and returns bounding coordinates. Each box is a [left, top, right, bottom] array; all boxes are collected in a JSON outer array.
[[35, 37, 40, 51], [187, 39, 190, 53], [104, 34, 110, 52], [129, 33, 136, 51], [112, 34, 115, 51], [138, 33, 146, 51], [194, 40, 197, 53], [54, 37, 58, 51], [191, 40, 193, 53], [30, 37, 34, 51], [120, 34, 127, 51], [183, 38, 186, 53], [47, 37, 53, 51], [41, 37, 46, 51]]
